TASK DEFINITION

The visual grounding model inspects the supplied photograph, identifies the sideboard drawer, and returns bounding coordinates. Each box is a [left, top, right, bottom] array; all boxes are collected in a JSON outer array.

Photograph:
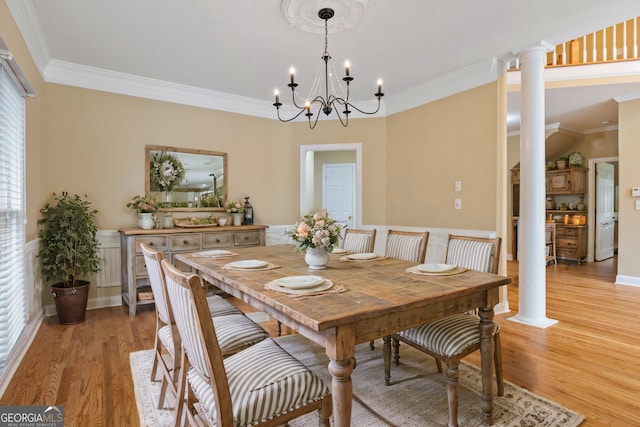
[[202, 232, 233, 248], [135, 235, 169, 252], [234, 231, 261, 246], [557, 248, 578, 259], [563, 227, 579, 238], [135, 255, 149, 277], [170, 234, 201, 251]]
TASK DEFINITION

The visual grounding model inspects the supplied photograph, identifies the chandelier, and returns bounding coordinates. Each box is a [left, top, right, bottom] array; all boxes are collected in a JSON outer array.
[[272, 7, 384, 128]]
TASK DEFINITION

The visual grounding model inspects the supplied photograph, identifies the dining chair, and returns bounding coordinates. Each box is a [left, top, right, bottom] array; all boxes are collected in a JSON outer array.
[[140, 243, 268, 412], [384, 229, 429, 263], [342, 228, 377, 253], [386, 235, 503, 427], [161, 259, 332, 427], [369, 229, 429, 350]]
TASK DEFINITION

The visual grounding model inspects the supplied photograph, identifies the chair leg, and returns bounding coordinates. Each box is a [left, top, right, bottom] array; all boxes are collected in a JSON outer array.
[[383, 336, 392, 385], [494, 330, 504, 396], [369, 339, 375, 350], [158, 377, 169, 410], [445, 363, 460, 427], [434, 357, 443, 374], [319, 394, 332, 426]]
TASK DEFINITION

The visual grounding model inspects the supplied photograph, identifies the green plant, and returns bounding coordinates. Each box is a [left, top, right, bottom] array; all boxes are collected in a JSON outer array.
[[38, 192, 101, 288], [127, 194, 159, 214], [557, 156, 569, 162]]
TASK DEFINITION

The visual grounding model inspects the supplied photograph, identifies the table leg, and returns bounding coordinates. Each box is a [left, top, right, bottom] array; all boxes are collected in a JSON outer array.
[[328, 357, 356, 427], [478, 307, 495, 425]]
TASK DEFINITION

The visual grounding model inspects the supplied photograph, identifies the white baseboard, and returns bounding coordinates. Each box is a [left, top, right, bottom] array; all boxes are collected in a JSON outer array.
[[615, 275, 640, 287], [44, 295, 123, 317]]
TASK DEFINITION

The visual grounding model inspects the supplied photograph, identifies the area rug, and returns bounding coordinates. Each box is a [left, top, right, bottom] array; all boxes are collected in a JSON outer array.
[[131, 335, 584, 427]]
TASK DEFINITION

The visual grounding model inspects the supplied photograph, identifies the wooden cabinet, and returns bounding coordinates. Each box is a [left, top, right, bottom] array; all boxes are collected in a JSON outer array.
[[120, 225, 267, 317], [555, 225, 587, 263], [546, 167, 587, 194]]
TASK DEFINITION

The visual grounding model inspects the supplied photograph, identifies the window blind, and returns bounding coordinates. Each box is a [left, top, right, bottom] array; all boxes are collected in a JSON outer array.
[[0, 62, 27, 368]]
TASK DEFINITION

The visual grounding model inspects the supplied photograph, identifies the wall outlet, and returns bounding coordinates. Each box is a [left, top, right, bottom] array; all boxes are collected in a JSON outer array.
[[454, 198, 462, 210], [632, 187, 640, 197], [455, 181, 462, 192], [636, 200, 640, 210]]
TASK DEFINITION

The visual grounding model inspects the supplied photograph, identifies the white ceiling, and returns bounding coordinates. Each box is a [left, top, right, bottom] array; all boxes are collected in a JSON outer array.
[[8, 0, 640, 134]]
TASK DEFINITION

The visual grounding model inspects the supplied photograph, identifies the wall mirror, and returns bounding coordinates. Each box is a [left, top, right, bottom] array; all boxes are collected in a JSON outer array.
[[145, 145, 227, 211]]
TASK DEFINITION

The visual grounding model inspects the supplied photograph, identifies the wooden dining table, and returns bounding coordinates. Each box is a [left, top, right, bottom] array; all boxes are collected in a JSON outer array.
[[175, 244, 512, 427]]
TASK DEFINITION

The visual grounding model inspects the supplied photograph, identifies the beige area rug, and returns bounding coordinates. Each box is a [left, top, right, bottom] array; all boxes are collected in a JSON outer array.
[[131, 334, 584, 427]]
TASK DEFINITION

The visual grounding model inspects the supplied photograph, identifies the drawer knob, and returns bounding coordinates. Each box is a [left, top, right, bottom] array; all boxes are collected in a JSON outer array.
[[216, 239, 220, 243], [148, 242, 154, 246], [183, 240, 188, 244]]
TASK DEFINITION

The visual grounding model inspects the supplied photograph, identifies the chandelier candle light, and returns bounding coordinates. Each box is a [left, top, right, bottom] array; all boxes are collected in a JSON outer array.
[[273, 8, 384, 128]]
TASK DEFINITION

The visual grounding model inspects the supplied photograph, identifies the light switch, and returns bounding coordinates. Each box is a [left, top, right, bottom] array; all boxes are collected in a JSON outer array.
[[454, 198, 462, 210], [632, 187, 640, 197], [636, 200, 640, 210], [455, 181, 462, 192]]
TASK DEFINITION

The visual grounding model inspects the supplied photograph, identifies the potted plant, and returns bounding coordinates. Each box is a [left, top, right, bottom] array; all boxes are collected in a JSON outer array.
[[225, 200, 245, 226], [127, 195, 159, 229], [556, 156, 569, 170], [38, 192, 101, 324]]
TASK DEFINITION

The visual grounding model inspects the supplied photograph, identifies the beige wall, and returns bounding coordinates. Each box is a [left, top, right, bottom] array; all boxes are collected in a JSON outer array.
[[617, 99, 640, 279], [386, 83, 499, 229]]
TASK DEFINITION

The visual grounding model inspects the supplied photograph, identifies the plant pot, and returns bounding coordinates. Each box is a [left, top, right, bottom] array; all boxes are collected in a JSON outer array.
[[138, 213, 155, 229], [52, 281, 90, 324], [305, 247, 330, 270], [232, 213, 242, 226], [556, 160, 567, 170]]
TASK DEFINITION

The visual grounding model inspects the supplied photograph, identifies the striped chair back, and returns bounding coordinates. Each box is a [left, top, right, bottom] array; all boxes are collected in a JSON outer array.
[[385, 230, 429, 263], [161, 259, 232, 413], [445, 235, 501, 274], [140, 243, 173, 326], [342, 228, 377, 253]]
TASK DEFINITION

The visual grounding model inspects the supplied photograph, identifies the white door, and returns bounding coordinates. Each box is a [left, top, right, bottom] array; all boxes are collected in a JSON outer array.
[[323, 163, 356, 229], [595, 162, 615, 261]]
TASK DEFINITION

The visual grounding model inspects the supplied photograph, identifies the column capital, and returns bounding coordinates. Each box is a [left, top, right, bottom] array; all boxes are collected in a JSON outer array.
[[512, 40, 554, 57]]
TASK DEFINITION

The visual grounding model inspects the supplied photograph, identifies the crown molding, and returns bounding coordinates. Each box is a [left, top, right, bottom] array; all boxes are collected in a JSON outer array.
[[6, 0, 49, 76], [384, 58, 502, 116]]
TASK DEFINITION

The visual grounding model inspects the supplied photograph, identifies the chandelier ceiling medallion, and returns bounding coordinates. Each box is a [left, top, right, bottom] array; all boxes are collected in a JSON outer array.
[[273, 7, 384, 128]]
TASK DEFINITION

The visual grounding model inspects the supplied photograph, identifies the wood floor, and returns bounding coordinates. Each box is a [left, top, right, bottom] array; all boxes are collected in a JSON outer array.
[[1, 258, 636, 426]]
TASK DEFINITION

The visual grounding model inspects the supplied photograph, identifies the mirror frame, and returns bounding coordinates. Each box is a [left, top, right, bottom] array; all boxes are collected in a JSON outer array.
[[145, 145, 228, 212]]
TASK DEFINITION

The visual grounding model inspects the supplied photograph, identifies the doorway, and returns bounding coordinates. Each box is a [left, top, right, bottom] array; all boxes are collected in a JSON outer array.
[[587, 156, 619, 262], [299, 143, 362, 226]]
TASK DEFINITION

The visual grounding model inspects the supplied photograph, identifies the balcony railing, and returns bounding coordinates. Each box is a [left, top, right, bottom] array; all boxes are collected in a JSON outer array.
[[509, 17, 640, 69]]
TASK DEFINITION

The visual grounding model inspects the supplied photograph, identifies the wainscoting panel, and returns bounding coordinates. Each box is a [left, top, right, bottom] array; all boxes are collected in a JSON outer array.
[[96, 230, 121, 288]]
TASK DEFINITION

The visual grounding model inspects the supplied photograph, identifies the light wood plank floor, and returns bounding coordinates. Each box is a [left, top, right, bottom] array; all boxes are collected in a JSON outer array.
[[1, 258, 636, 426]]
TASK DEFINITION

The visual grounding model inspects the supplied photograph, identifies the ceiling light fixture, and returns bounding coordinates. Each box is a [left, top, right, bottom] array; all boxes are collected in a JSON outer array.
[[273, 7, 384, 129]]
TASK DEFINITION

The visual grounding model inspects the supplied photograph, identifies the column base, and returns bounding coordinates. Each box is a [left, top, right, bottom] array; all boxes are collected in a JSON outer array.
[[507, 314, 558, 329]]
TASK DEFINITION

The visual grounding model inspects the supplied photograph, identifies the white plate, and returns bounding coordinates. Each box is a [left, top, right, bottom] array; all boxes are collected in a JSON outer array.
[[347, 252, 378, 260], [195, 249, 232, 257], [417, 263, 457, 273], [331, 248, 348, 254], [228, 260, 268, 269], [277, 275, 325, 289]]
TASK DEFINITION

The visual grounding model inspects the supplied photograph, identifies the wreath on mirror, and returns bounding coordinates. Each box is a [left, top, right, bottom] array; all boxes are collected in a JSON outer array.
[[150, 152, 186, 191]]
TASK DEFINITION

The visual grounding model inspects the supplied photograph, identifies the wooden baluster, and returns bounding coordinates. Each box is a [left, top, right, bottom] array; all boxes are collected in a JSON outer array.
[[602, 28, 607, 61], [623, 21, 628, 60], [634, 17, 638, 58], [583, 35, 588, 63]]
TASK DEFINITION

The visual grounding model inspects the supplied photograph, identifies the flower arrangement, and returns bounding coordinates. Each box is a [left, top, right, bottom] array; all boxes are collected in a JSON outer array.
[[285, 210, 342, 253], [225, 200, 245, 214], [150, 152, 186, 191], [127, 195, 160, 214]]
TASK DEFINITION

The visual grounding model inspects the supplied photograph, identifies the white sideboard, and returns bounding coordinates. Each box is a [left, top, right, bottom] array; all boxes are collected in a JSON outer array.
[[119, 225, 267, 317]]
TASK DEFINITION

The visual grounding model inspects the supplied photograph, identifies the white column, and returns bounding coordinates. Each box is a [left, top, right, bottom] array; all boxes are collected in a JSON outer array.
[[509, 44, 558, 329]]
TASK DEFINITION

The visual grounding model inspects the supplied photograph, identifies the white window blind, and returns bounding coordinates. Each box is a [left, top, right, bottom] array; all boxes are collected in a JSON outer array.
[[0, 59, 27, 368]]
